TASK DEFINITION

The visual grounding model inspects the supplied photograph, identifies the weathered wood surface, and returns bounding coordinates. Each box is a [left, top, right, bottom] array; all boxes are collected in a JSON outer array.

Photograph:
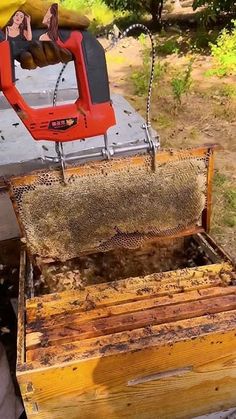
[[17, 249, 26, 366], [26, 262, 233, 319], [202, 147, 215, 232], [26, 293, 236, 350], [11, 145, 214, 188], [26, 285, 236, 334], [18, 314, 236, 419], [17, 255, 236, 419]]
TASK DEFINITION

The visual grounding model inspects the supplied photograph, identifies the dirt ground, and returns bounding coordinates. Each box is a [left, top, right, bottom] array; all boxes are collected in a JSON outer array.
[[101, 27, 236, 260]]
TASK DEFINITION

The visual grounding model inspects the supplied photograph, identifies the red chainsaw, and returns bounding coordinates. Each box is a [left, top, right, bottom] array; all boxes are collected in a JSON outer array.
[[0, 30, 116, 178], [0, 25, 159, 181]]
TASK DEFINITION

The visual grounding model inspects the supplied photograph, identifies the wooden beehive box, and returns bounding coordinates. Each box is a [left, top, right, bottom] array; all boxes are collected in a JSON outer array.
[[12, 146, 236, 418]]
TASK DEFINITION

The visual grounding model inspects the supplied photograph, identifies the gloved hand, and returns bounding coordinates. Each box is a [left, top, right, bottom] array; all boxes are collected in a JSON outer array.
[[19, 40, 73, 70], [0, 0, 90, 70]]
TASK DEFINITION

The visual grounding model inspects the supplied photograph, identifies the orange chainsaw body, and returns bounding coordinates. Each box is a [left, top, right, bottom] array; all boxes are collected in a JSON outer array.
[[0, 31, 116, 142]]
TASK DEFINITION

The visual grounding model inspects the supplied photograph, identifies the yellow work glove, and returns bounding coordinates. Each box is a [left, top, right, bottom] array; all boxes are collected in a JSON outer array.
[[19, 40, 73, 69], [0, 0, 90, 30], [0, 0, 90, 70]]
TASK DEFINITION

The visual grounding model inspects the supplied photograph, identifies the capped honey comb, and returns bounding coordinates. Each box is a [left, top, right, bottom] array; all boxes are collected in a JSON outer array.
[[9, 151, 208, 262]]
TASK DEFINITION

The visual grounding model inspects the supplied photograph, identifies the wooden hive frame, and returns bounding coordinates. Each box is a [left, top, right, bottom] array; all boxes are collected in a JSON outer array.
[[9, 145, 215, 263]]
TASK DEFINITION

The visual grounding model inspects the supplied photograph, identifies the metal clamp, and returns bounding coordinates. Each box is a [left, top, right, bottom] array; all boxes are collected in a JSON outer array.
[[55, 142, 67, 184], [142, 123, 160, 171]]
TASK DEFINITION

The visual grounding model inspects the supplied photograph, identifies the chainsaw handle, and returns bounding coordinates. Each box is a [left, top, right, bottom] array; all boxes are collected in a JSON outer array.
[[1, 30, 110, 105], [0, 30, 115, 143], [58, 30, 111, 105], [0, 36, 31, 83]]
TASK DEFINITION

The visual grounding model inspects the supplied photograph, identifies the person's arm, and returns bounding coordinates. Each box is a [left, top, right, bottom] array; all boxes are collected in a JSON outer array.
[[23, 13, 32, 40]]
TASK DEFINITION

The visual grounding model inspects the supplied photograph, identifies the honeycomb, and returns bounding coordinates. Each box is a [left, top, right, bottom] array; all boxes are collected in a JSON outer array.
[[9, 152, 208, 262]]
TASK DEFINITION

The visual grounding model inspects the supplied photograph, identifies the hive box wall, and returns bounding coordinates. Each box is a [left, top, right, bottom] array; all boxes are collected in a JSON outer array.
[[16, 235, 236, 419], [17, 326, 236, 419]]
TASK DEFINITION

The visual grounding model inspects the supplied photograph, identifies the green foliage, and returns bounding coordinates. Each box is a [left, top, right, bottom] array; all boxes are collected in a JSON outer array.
[[152, 113, 173, 128], [61, 0, 88, 7], [190, 29, 218, 51], [212, 171, 236, 230], [131, 48, 167, 96], [197, 8, 218, 27], [61, 0, 114, 28], [113, 10, 144, 29], [104, 0, 147, 12], [217, 84, 236, 98], [103, 0, 162, 22], [171, 60, 193, 105], [225, 189, 236, 210], [214, 171, 228, 187], [156, 38, 180, 55], [206, 20, 236, 76], [138, 33, 147, 46], [193, 0, 235, 19]]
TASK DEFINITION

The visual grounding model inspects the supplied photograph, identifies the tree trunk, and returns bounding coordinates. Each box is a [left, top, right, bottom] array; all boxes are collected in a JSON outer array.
[[149, 0, 164, 24], [150, 0, 159, 23]]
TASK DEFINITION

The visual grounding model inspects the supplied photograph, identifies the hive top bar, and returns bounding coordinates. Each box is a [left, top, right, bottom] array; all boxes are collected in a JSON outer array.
[[8, 146, 215, 263]]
